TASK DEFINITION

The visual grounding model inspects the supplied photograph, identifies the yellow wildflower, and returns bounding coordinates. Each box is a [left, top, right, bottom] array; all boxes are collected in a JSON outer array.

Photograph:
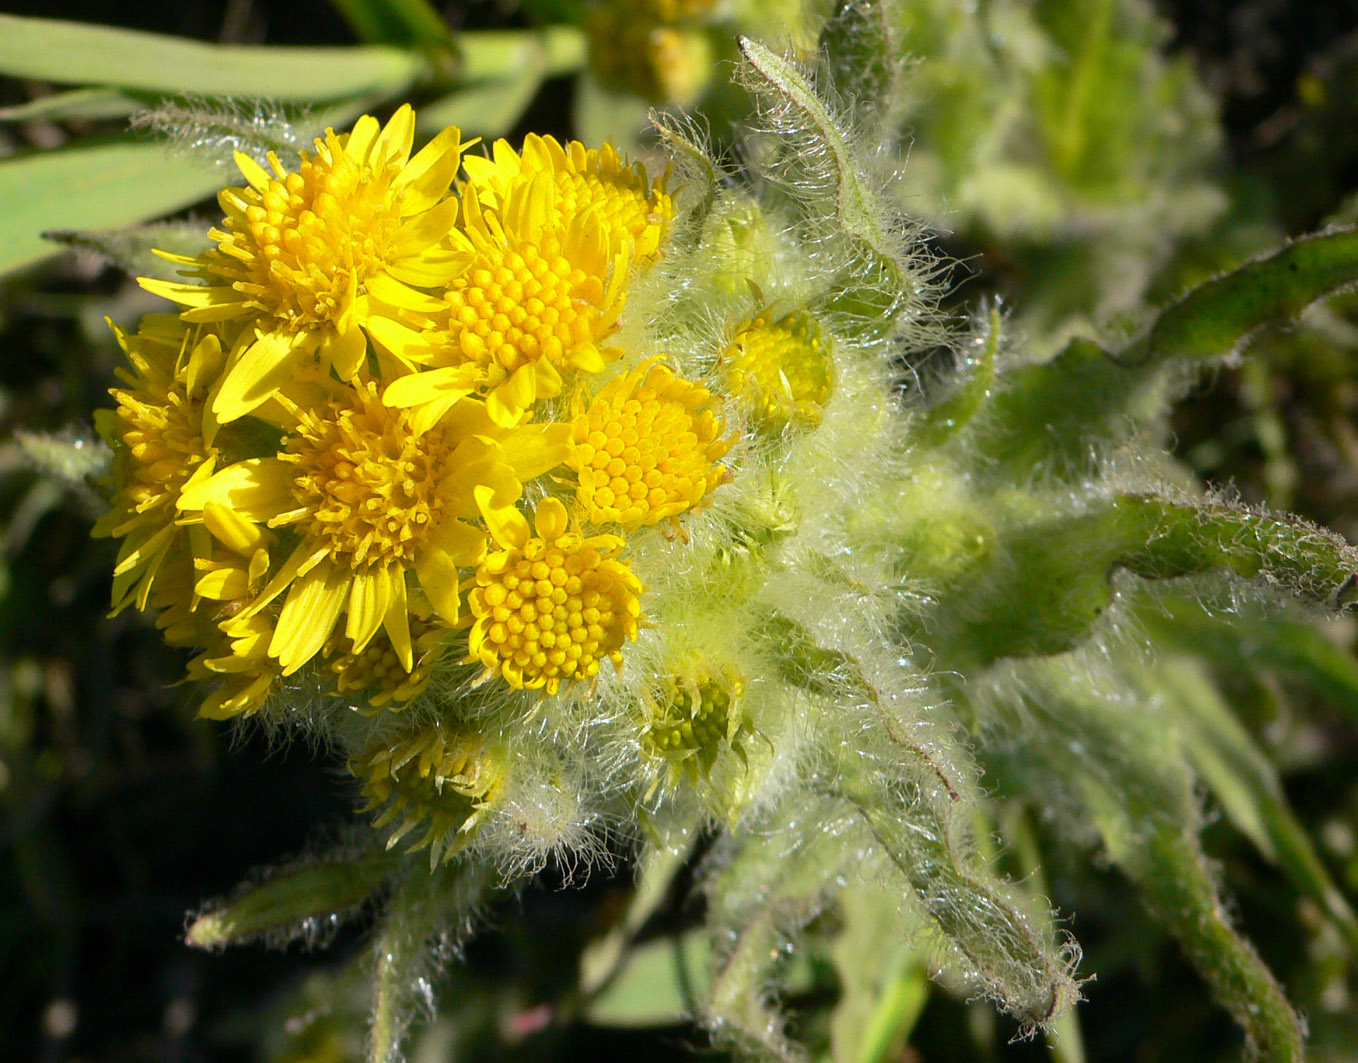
[[177, 384, 569, 678], [93, 318, 226, 613], [461, 134, 675, 266], [722, 306, 833, 430], [187, 612, 282, 720], [568, 361, 730, 532], [369, 176, 629, 426], [142, 106, 473, 424], [353, 725, 504, 863], [468, 497, 642, 695]]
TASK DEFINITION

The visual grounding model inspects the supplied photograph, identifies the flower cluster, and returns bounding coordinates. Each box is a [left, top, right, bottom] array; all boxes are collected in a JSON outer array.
[[97, 107, 754, 832]]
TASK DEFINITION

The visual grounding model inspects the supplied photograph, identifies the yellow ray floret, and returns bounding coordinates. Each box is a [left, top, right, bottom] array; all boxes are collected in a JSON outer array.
[[568, 361, 731, 532], [468, 497, 642, 695], [461, 133, 675, 266], [141, 105, 474, 424], [177, 383, 569, 678], [722, 306, 833, 430], [93, 318, 227, 614], [369, 175, 629, 426]]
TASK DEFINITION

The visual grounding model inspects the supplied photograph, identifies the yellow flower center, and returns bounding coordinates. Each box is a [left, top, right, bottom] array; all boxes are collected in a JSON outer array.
[[551, 154, 670, 263], [283, 384, 451, 568], [211, 137, 405, 335], [724, 307, 833, 429], [470, 530, 641, 694], [570, 363, 730, 529], [445, 237, 603, 375]]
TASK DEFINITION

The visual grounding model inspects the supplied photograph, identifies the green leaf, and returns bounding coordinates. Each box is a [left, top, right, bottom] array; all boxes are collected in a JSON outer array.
[[418, 72, 543, 140], [0, 87, 141, 122], [0, 139, 222, 277], [917, 306, 1001, 446], [1139, 227, 1358, 367], [186, 852, 396, 948], [325, 0, 453, 49], [938, 495, 1358, 667], [0, 15, 424, 101], [457, 27, 586, 84]]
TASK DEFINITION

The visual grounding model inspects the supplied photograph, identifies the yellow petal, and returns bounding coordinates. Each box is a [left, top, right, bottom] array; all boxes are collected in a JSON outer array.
[[233, 150, 272, 191], [342, 114, 381, 164], [178, 458, 294, 519], [500, 421, 571, 481], [195, 566, 249, 600], [211, 331, 304, 424], [474, 477, 529, 549], [323, 320, 368, 381], [345, 565, 395, 652], [374, 104, 415, 167], [202, 500, 270, 555], [414, 520, 484, 623], [534, 497, 569, 540], [364, 272, 447, 314], [395, 124, 466, 210], [138, 278, 240, 310], [271, 561, 349, 674], [383, 572, 413, 673]]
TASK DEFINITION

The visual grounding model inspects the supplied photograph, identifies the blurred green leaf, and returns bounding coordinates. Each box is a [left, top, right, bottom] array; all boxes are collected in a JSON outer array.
[[0, 87, 141, 122], [0, 139, 222, 276], [0, 15, 424, 101], [419, 71, 544, 140], [586, 931, 708, 1027], [326, 0, 453, 49]]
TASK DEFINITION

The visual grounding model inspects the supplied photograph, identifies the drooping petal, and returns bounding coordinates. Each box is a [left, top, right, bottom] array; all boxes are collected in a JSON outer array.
[[271, 561, 349, 674]]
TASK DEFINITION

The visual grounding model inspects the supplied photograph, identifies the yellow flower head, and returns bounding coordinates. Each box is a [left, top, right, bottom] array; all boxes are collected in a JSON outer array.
[[353, 724, 503, 863], [372, 175, 630, 426], [94, 318, 225, 613], [723, 306, 833, 430], [142, 106, 473, 424], [461, 134, 675, 266], [187, 612, 282, 720], [568, 361, 730, 532], [468, 497, 642, 695], [178, 384, 569, 678]]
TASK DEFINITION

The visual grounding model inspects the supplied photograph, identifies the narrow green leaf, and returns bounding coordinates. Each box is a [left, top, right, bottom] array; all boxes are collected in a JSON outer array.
[[0, 15, 423, 101], [1139, 228, 1358, 367], [737, 36, 884, 254], [0, 87, 140, 122], [1140, 596, 1358, 720], [186, 852, 396, 948], [0, 140, 221, 277], [326, 0, 453, 49], [15, 429, 110, 483]]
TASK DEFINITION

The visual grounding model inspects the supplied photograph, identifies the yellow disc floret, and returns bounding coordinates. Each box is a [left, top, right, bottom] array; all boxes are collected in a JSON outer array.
[[723, 306, 833, 430], [469, 497, 642, 694], [569, 361, 730, 532]]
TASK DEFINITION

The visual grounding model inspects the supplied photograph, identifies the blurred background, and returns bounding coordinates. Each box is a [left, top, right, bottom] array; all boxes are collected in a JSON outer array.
[[3, 1, 1358, 1060]]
